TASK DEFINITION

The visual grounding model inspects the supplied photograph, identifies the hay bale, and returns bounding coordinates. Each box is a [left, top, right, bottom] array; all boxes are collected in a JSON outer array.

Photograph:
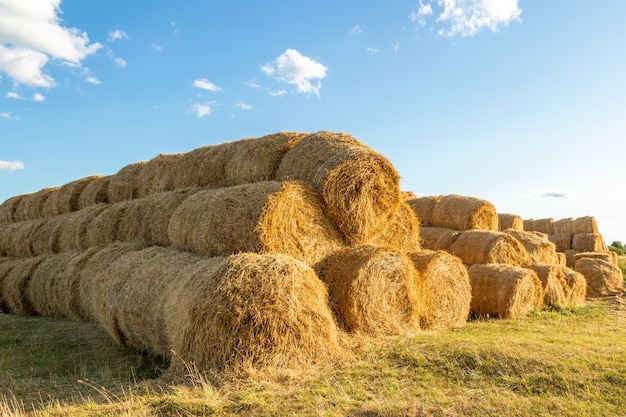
[[430, 195, 499, 231], [42, 176, 101, 217], [315, 246, 420, 336], [77, 175, 111, 209], [468, 263, 542, 318], [556, 252, 567, 267], [0, 258, 22, 313], [107, 161, 147, 203], [168, 181, 344, 266], [406, 196, 443, 226], [276, 131, 401, 245], [84, 203, 130, 248], [419, 226, 460, 251], [564, 249, 579, 268], [368, 200, 422, 253], [25, 253, 75, 318], [12, 187, 59, 222], [0, 195, 24, 224], [573, 251, 616, 265], [572, 216, 599, 234], [574, 257, 625, 298], [408, 250, 471, 329], [504, 229, 559, 265], [136, 153, 185, 198], [401, 191, 417, 201], [498, 213, 523, 231], [56, 205, 109, 253], [524, 218, 553, 235], [28, 215, 66, 256], [0, 257, 45, 315], [0, 220, 43, 257], [169, 253, 345, 374], [447, 230, 530, 266], [572, 233, 606, 252], [552, 218, 574, 235], [549, 232, 573, 252], [140, 188, 199, 246], [560, 267, 586, 306], [528, 264, 568, 308]]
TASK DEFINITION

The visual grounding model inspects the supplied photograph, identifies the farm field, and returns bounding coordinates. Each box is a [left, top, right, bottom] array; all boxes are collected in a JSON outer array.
[[1, 297, 625, 417]]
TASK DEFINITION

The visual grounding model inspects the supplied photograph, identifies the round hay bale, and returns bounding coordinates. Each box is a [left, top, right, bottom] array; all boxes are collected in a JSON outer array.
[[174, 145, 215, 188], [528, 264, 568, 308], [447, 230, 530, 266], [25, 252, 75, 318], [84, 204, 129, 248], [13, 187, 59, 222], [408, 250, 471, 329], [107, 161, 147, 204], [572, 216, 599, 234], [504, 229, 559, 265], [368, 200, 422, 253], [549, 232, 573, 252], [27, 216, 64, 256], [0, 256, 45, 315], [114, 198, 148, 242], [195, 141, 238, 187], [56, 176, 102, 214], [572, 233, 606, 253], [315, 246, 420, 336], [406, 195, 442, 226], [560, 267, 586, 306], [276, 131, 402, 245], [524, 218, 554, 235], [574, 257, 624, 298], [0, 195, 24, 224], [169, 253, 345, 374], [136, 153, 185, 198], [0, 258, 22, 313], [430, 195, 499, 231], [419, 226, 461, 251], [56, 205, 109, 253], [573, 251, 615, 265], [0, 220, 42, 257], [468, 263, 542, 319], [140, 188, 199, 246], [77, 175, 111, 209], [498, 213, 523, 231], [168, 181, 345, 266]]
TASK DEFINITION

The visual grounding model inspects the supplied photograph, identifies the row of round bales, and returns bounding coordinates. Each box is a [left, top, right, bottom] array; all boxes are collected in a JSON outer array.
[[0, 131, 473, 376]]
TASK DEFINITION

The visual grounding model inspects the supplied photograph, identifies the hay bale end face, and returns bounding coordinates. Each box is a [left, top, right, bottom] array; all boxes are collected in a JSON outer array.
[[574, 257, 624, 298], [572, 233, 606, 253], [498, 213, 523, 231]]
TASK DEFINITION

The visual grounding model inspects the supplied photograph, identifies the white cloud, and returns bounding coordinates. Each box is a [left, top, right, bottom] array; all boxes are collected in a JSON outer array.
[[410, 0, 433, 26], [193, 78, 223, 92], [539, 189, 575, 199], [392, 42, 400, 52], [0, 0, 101, 86], [350, 25, 363, 35], [32, 93, 45, 101], [86, 76, 100, 85], [108, 29, 128, 42], [261, 49, 327, 97], [0, 159, 25, 171], [6, 91, 23, 99], [366, 47, 379, 54], [0, 111, 19, 120], [191, 103, 212, 118], [234, 101, 252, 110], [114, 57, 127, 68], [268, 89, 287, 97]]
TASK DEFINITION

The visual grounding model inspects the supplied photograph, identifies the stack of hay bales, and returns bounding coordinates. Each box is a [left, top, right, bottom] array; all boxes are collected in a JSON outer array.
[[0, 131, 475, 376]]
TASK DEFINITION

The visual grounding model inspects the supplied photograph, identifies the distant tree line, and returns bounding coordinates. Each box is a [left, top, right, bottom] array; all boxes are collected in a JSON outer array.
[[609, 241, 624, 256]]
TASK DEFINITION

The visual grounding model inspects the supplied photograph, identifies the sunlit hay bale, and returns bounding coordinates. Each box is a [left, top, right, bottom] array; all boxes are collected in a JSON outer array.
[[528, 264, 568, 308], [467, 263, 542, 319], [77, 175, 111, 209], [107, 161, 147, 203], [556, 252, 567, 267], [276, 131, 402, 245], [56, 205, 109, 253], [447, 230, 530, 266], [0, 258, 22, 313], [0, 256, 46, 315], [76, 241, 148, 322], [0, 195, 24, 224], [28, 215, 66, 256], [574, 257, 625, 298], [114, 198, 148, 242], [429, 195, 499, 231], [12, 187, 60, 222], [523, 218, 554, 235], [419, 226, 460, 251], [174, 145, 215, 188], [572, 216, 599, 234], [315, 246, 420, 336], [406, 195, 443, 226], [407, 250, 471, 329], [560, 267, 586, 306], [113, 247, 206, 356], [84, 204, 129, 248], [169, 253, 345, 375], [552, 218, 574, 235], [195, 141, 238, 187], [401, 191, 417, 201], [25, 252, 75, 318], [0, 219, 47, 257], [168, 181, 345, 266], [140, 188, 200, 246], [136, 153, 185, 198], [504, 229, 560, 266], [564, 249, 579, 268], [368, 201, 422, 253], [572, 233, 606, 253], [222, 132, 307, 186], [498, 213, 523, 231], [42, 176, 101, 218], [549, 232, 573, 252], [573, 251, 616, 266]]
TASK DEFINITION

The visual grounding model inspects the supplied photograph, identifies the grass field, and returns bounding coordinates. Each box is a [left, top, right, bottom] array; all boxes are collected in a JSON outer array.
[[1, 296, 625, 417]]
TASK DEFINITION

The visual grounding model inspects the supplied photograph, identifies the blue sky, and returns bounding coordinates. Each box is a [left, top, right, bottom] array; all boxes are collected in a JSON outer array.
[[1, 0, 625, 244]]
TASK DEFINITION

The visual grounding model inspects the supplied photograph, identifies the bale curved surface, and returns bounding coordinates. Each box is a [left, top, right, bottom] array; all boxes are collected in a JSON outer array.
[[406, 196, 442, 226], [528, 264, 568, 308], [0, 257, 45, 315], [560, 267, 586, 306], [430, 195, 499, 231], [504, 229, 559, 265], [0, 195, 24, 224], [12, 188, 59, 223], [498, 213, 523, 231], [447, 230, 530, 266], [419, 227, 460, 251], [77, 175, 111, 209], [574, 258, 624, 298], [136, 153, 185, 198], [369, 200, 421, 253], [107, 161, 147, 203]]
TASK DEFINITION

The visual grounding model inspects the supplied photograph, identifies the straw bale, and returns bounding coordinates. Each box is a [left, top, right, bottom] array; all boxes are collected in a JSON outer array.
[[368, 200, 421, 253], [42, 176, 101, 218], [560, 267, 586, 306], [29, 215, 65, 256], [114, 198, 148, 242], [572, 216, 599, 234], [447, 230, 530, 266], [315, 246, 420, 336], [168, 181, 344, 266], [401, 191, 417, 201], [419, 226, 460, 251], [430, 195, 499, 231], [498, 213, 523, 231], [0, 195, 24, 224], [56, 205, 109, 253], [0, 257, 45, 315], [406, 196, 443, 226], [0, 258, 22, 313], [107, 161, 147, 203], [504, 229, 559, 266], [528, 264, 568, 308], [552, 218, 574, 235], [139, 188, 199, 246], [276, 131, 401, 245], [556, 252, 567, 267], [574, 257, 625, 298], [564, 249, 579, 268], [77, 175, 111, 209], [573, 251, 616, 265], [524, 218, 554, 235], [194, 141, 238, 188], [174, 145, 215, 189], [12, 188, 59, 222], [549, 232, 573, 252], [468, 263, 542, 318], [25, 252, 75, 318], [408, 250, 471, 329], [169, 253, 344, 374], [84, 204, 129, 247], [572, 233, 606, 252], [136, 153, 185, 198]]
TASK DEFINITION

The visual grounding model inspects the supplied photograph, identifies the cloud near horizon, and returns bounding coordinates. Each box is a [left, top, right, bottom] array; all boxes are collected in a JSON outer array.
[[0, 159, 25, 172], [261, 49, 327, 97]]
